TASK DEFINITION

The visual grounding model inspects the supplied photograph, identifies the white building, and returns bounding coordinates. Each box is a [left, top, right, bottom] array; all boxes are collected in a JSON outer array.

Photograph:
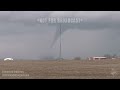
[[88, 57, 107, 60], [4, 58, 13, 61]]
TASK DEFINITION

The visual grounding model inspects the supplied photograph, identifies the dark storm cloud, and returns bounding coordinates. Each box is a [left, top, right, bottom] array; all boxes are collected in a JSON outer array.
[[1, 11, 120, 32], [50, 12, 120, 46]]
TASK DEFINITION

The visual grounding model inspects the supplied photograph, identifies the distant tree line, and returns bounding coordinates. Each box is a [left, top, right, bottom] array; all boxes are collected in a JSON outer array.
[[103, 54, 118, 59]]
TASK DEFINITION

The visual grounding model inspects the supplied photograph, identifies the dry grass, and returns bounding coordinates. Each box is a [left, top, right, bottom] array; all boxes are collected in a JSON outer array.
[[0, 59, 120, 79]]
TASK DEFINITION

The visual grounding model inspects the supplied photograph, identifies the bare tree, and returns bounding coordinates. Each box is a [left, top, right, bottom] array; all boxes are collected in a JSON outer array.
[[74, 57, 81, 60], [103, 54, 112, 59], [112, 54, 117, 58]]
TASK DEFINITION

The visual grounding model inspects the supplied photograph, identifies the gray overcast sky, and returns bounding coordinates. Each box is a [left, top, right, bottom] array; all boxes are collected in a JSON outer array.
[[0, 11, 120, 60]]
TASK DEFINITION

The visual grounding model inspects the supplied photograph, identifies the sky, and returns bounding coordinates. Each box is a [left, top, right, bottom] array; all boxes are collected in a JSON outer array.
[[0, 11, 120, 60]]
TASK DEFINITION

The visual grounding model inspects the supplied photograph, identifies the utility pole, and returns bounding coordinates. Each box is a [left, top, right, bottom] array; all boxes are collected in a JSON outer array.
[[58, 23, 63, 60], [59, 23, 61, 59]]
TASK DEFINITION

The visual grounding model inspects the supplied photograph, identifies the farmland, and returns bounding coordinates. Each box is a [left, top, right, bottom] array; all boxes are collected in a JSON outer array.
[[0, 59, 120, 79]]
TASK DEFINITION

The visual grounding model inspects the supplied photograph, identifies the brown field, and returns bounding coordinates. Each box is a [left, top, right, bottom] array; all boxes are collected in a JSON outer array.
[[0, 59, 120, 79]]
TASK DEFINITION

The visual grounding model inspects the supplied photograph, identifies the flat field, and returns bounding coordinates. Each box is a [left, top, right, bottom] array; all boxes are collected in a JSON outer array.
[[0, 59, 120, 79]]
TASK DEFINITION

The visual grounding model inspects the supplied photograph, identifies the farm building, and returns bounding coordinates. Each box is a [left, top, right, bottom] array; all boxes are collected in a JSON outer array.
[[88, 57, 107, 60], [4, 58, 13, 61]]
